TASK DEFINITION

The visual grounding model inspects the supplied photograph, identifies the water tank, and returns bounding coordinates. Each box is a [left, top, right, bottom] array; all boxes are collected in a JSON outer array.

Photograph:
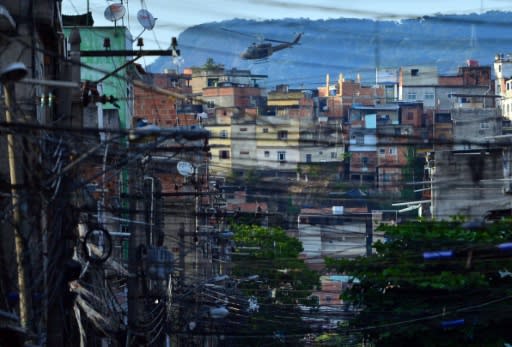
[[332, 206, 344, 215]]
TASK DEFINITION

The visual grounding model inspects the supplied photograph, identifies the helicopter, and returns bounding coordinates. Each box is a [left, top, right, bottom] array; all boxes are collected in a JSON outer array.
[[223, 28, 303, 60]]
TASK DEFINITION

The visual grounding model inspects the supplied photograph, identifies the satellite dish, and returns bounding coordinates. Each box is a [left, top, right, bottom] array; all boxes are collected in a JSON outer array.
[[137, 9, 156, 30], [177, 161, 194, 177], [104, 3, 126, 22]]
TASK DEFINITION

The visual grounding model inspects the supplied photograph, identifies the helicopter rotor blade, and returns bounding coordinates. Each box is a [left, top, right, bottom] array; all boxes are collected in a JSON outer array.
[[221, 28, 294, 44], [263, 38, 292, 44], [221, 27, 257, 39]]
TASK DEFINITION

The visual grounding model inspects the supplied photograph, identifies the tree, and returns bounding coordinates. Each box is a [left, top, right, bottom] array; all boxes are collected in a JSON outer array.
[[202, 57, 224, 70], [400, 146, 424, 201], [325, 219, 512, 346], [226, 224, 320, 346]]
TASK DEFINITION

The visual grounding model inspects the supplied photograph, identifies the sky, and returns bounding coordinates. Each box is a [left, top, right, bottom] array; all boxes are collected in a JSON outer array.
[[62, 0, 512, 63]]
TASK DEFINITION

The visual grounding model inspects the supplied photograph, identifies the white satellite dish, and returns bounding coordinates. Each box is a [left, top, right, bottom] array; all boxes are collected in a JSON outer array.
[[104, 3, 126, 22], [137, 9, 156, 30], [177, 161, 195, 177]]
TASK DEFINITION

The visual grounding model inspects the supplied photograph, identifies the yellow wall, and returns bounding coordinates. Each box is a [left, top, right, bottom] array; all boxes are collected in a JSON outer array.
[[206, 124, 232, 174], [256, 119, 300, 148]]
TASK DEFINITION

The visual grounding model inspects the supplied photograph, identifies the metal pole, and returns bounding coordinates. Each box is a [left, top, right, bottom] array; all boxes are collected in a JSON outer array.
[[4, 82, 30, 330], [365, 216, 373, 256]]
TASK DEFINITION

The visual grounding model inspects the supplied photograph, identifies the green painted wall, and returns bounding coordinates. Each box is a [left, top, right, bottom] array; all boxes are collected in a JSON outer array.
[[64, 26, 133, 129], [64, 26, 135, 217]]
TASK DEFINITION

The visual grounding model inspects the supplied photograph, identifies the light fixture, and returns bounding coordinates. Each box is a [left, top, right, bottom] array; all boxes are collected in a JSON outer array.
[[0, 62, 28, 83], [209, 306, 229, 319], [0, 5, 15, 32]]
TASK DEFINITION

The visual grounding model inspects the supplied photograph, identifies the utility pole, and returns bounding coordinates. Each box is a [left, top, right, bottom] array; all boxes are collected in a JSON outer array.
[[127, 157, 146, 345], [365, 216, 373, 256], [2, 69, 30, 333]]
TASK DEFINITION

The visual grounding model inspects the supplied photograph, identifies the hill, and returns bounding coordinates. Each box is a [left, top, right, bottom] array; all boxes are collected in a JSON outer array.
[[149, 11, 512, 89]]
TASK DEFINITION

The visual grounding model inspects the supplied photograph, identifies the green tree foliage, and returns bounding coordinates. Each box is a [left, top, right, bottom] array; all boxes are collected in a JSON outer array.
[[232, 224, 319, 305], [400, 146, 424, 201], [325, 219, 512, 346], [202, 57, 224, 70], [229, 224, 320, 346]]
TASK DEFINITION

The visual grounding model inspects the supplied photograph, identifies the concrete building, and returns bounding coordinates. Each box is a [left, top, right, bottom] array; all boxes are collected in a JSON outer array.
[[187, 66, 266, 95], [347, 105, 389, 184], [134, 69, 196, 127], [318, 73, 385, 120], [430, 148, 508, 220], [297, 208, 370, 264], [231, 116, 258, 175], [267, 84, 314, 118], [429, 95, 508, 220], [376, 103, 422, 194], [493, 53, 512, 120], [0, 2, 70, 344], [203, 81, 344, 177], [378, 63, 493, 140], [206, 107, 236, 174], [256, 115, 301, 172]]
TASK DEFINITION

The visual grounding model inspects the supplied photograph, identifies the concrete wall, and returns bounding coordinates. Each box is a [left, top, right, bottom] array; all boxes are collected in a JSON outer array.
[[231, 124, 257, 170], [451, 107, 501, 150], [298, 216, 368, 259], [431, 149, 509, 220]]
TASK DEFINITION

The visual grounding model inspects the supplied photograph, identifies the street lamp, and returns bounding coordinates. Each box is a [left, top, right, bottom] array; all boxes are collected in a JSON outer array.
[[0, 63, 27, 83], [1, 61, 29, 331]]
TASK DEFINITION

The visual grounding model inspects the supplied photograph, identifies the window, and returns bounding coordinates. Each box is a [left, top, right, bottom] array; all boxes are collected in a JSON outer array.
[[424, 91, 434, 100], [411, 68, 419, 76], [407, 111, 414, 120], [310, 295, 320, 306], [240, 127, 247, 132], [407, 91, 417, 100], [278, 130, 288, 140], [262, 128, 269, 133], [379, 148, 385, 155], [480, 121, 490, 129], [219, 130, 228, 138], [219, 150, 230, 159], [389, 147, 397, 155], [361, 157, 368, 166], [352, 134, 364, 144], [306, 154, 312, 163], [330, 152, 337, 159], [278, 151, 286, 161], [319, 151, 323, 155], [264, 151, 270, 158], [207, 78, 218, 87], [240, 151, 249, 155]]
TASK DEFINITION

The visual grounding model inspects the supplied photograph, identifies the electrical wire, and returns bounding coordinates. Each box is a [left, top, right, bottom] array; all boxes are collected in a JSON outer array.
[[8, 4, 512, 346]]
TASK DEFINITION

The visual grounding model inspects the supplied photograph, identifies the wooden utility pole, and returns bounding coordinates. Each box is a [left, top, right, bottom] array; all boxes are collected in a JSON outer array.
[[3, 79, 30, 332]]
